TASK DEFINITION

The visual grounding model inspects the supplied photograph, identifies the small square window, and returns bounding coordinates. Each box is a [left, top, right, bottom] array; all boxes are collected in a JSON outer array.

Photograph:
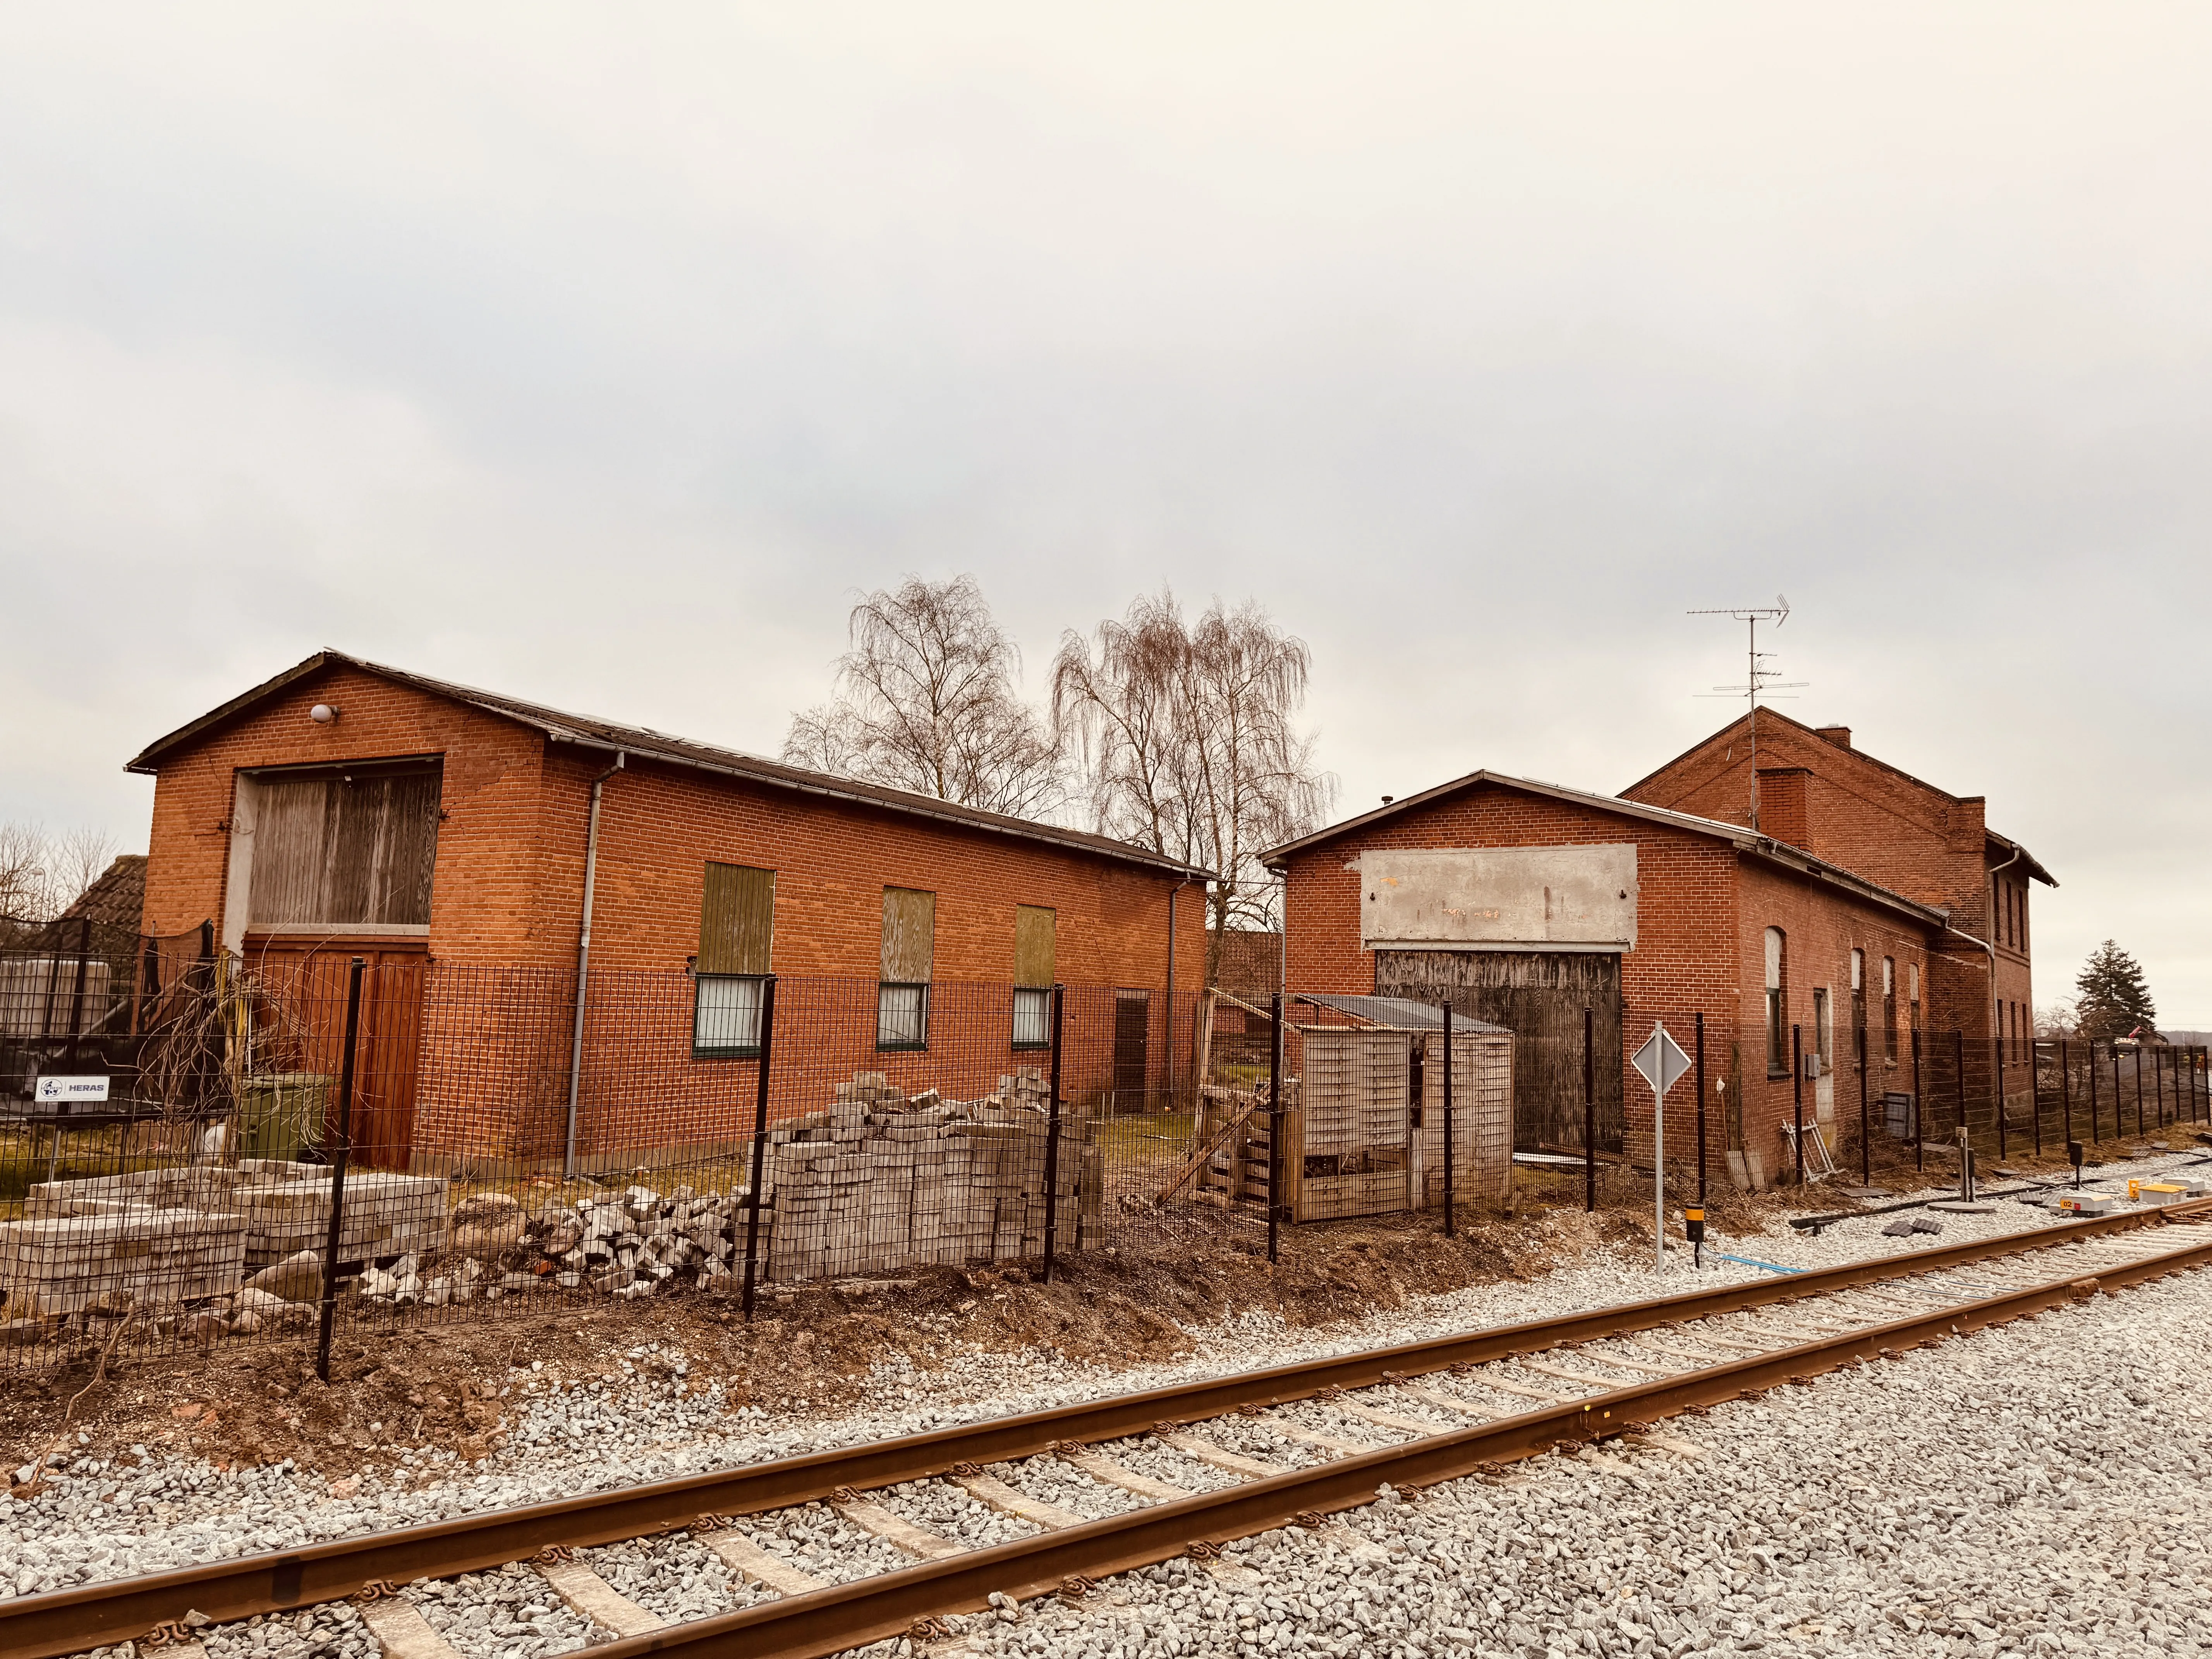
[[878, 982, 930, 1051], [693, 974, 765, 1058], [1012, 986, 1052, 1050]]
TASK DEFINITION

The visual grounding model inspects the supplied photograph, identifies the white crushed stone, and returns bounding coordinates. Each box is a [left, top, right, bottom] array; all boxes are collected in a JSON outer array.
[[402, 1559, 594, 1657], [956, 1262, 2212, 1657], [729, 1501, 911, 1585], [581, 1530, 753, 1623]]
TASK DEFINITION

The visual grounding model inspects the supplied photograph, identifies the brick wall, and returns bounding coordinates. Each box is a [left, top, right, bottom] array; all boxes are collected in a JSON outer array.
[[137, 661, 1207, 1166], [1276, 775, 1951, 1185]]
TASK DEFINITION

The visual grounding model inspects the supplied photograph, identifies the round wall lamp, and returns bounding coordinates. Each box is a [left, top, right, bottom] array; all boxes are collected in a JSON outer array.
[[309, 703, 339, 724]]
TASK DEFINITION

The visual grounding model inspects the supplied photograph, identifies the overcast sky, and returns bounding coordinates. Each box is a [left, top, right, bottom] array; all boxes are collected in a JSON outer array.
[[3, 6, 2207, 1020]]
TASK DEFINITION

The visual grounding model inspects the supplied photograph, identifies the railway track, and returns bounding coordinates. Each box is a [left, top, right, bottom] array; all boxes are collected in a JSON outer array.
[[19, 1198, 2212, 1659]]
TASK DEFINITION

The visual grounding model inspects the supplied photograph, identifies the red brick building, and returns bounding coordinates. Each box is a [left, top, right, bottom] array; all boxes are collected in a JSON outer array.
[[127, 651, 1210, 1169], [1265, 712, 2051, 1186], [1621, 710, 2051, 1063]]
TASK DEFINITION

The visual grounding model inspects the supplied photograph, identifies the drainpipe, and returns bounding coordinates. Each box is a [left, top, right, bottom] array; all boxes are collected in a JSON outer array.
[[564, 750, 625, 1178], [1972, 845, 2025, 1047]]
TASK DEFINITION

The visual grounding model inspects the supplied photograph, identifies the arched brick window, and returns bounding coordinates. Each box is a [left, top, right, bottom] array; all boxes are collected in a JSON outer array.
[[1765, 927, 1788, 1077]]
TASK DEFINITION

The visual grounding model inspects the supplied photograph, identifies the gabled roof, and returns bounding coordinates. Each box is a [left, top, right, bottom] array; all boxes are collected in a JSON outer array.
[[125, 650, 1213, 881], [1259, 767, 1948, 930], [1623, 707, 2056, 887]]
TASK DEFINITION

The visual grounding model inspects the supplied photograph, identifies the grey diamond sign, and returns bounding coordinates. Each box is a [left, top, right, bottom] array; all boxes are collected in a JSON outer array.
[[1631, 1022, 1691, 1099]]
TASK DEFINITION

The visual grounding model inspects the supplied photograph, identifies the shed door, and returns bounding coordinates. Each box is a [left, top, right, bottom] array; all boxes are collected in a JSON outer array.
[[1374, 950, 1622, 1154], [1113, 989, 1151, 1104]]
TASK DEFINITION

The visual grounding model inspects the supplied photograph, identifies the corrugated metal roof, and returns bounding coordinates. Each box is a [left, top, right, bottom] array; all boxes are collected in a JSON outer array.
[[125, 650, 1214, 881]]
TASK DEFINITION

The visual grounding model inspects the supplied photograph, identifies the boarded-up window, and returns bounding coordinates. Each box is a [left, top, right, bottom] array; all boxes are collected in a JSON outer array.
[[1013, 906, 1056, 987], [694, 864, 773, 1058], [246, 764, 440, 931], [878, 887, 935, 1049], [1012, 905, 1055, 1049], [699, 864, 775, 975]]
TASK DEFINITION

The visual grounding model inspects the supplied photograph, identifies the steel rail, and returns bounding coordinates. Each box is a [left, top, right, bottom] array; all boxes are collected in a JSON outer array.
[[581, 1221, 2212, 1659], [10, 1200, 2209, 1658]]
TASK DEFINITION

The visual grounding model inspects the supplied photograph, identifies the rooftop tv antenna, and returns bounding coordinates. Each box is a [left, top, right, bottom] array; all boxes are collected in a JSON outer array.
[[1688, 595, 1801, 832]]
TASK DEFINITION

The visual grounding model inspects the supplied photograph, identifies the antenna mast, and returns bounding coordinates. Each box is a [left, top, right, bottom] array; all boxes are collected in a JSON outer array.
[[1688, 594, 1794, 832]]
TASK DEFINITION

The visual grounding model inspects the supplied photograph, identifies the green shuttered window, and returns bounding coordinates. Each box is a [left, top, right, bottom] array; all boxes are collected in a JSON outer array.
[[694, 863, 774, 1058]]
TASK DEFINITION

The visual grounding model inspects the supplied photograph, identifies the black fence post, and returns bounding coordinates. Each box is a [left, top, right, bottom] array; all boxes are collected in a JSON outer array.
[[1856, 1022, 1870, 1185], [1583, 1006, 1596, 1213], [2117, 1041, 2130, 1139], [2031, 1040, 2044, 1156], [739, 975, 779, 1322], [1042, 984, 1065, 1285], [2059, 1038, 2073, 1148], [1953, 1029, 1967, 1154], [1266, 991, 1284, 1264], [1792, 1025, 1805, 1186], [1693, 1012, 1707, 1206], [2088, 1039, 2101, 1143], [315, 957, 366, 1386], [1994, 1027, 2008, 1163], [64, 914, 93, 1067], [1440, 1001, 1455, 1239], [1911, 1025, 1924, 1171]]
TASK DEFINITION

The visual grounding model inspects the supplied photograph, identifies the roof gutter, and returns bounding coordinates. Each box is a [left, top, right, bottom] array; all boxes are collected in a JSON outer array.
[[565, 750, 625, 1178]]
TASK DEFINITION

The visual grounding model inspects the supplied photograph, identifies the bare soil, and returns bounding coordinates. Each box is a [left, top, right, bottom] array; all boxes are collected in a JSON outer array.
[[0, 1176, 1875, 1491]]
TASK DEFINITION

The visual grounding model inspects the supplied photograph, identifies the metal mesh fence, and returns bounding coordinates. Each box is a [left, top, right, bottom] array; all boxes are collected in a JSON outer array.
[[2, 951, 2206, 1373]]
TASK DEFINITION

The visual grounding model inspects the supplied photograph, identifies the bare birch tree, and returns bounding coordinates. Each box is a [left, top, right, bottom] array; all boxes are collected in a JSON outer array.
[[1052, 591, 1334, 976], [783, 575, 1065, 817], [0, 821, 118, 933]]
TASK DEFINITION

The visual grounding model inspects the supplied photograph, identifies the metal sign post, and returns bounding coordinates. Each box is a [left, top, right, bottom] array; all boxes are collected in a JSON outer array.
[[1631, 1022, 1693, 1273]]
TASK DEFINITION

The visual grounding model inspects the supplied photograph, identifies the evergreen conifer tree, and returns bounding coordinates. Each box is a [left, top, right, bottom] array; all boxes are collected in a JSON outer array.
[[2073, 940, 2157, 1041]]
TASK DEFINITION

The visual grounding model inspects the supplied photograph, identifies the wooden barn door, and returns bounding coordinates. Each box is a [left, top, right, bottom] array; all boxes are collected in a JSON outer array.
[[243, 942, 428, 1170], [1374, 950, 1622, 1154]]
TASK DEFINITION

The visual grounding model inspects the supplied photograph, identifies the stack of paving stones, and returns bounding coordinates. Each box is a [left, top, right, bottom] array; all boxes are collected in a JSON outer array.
[[0, 1167, 246, 1338], [227, 1159, 448, 1269], [763, 1068, 1088, 1283], [350, 1068, 1093, 1308], [3, 1160, 448, 1345]]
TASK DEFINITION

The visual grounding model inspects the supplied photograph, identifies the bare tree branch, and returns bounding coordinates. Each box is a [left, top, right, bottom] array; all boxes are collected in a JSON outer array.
[[1053, 591, 1336, 979], [782, 575, 1065, 818]]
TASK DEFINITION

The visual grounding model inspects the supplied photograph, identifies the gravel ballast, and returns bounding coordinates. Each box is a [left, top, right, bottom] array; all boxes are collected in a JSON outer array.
[[14, 1148, 2210, 1656], [954, 1264, 2212, 1656]]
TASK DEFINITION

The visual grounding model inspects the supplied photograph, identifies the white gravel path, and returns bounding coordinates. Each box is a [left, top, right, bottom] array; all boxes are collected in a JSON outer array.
[[19, 1145, 2210, 1657]]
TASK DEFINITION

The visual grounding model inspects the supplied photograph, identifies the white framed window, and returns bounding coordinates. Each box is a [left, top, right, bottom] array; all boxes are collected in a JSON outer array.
[[1012, 987, 1052, 1050], [692, 974, 766, 1058], [878, 982, 930, 1050]]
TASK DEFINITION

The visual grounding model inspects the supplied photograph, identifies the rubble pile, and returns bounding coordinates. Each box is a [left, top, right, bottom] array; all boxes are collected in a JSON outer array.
[[348, 1068, 1095, 1307]]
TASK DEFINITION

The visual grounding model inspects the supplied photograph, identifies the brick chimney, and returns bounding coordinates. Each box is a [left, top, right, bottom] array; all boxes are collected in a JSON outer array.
[[1814, 725, 1852, 749], [1756, 768, 1811, 848]]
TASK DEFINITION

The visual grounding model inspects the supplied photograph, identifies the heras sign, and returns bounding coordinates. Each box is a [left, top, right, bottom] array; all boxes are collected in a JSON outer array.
[[1360, 845, 1638, 951], [36, 1075, 111, 1104]]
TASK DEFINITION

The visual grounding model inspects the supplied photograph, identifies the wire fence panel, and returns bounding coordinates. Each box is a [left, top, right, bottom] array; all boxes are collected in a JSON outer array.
[[2, 942, 2206, 1374]]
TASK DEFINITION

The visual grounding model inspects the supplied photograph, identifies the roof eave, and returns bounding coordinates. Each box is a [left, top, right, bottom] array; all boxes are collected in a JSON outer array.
[[124, 651, 342, 775], [544, 733, 1215, 881]]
